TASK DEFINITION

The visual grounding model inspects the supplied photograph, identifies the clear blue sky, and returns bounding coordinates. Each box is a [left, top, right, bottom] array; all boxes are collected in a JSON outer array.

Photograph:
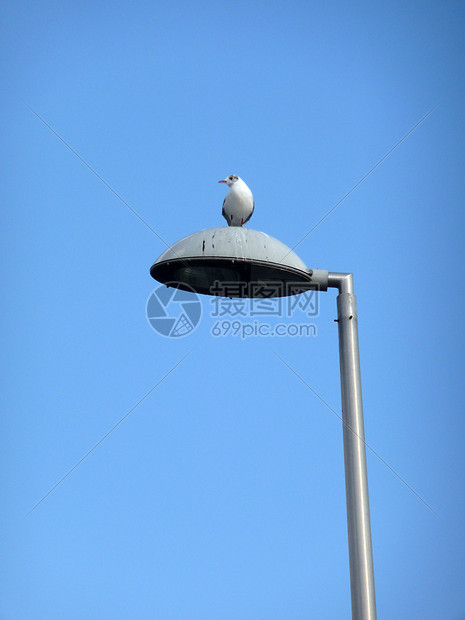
[[2, 1, 465, 618]]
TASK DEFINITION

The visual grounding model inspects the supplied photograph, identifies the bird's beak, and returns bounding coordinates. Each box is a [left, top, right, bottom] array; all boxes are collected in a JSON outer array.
[[218, 179, 227, 184]]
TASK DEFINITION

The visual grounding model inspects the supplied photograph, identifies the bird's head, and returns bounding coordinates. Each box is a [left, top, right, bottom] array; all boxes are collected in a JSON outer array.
[[218, 174, 239, 188]]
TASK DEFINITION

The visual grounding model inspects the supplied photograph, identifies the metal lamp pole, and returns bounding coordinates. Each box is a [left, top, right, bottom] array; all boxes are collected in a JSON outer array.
[[328, 272, 376, 620]]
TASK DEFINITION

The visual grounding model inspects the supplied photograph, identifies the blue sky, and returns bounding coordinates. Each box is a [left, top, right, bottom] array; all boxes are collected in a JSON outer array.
[[2, 1, 465, 618]]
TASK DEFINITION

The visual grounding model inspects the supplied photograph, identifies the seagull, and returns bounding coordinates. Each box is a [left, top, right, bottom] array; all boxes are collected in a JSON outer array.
[[218, 174, 254, 227]]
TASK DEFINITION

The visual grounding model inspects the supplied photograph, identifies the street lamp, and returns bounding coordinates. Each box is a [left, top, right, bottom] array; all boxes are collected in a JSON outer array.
[[150, 226, 377, 620]]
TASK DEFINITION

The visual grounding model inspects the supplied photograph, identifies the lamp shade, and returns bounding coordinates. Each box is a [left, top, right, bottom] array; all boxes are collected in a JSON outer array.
[[150, 227, 328, 298]]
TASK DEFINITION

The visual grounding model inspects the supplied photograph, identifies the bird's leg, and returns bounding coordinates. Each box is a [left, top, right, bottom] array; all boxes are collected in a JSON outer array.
[[241, 218, 244, 226]]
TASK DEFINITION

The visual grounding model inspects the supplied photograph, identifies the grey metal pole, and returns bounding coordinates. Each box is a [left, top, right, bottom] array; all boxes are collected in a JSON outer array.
[[328, 273, 377, 620]]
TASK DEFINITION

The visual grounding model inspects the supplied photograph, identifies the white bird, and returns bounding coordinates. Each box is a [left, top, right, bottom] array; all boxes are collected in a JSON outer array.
[[218, 174, 254, 227]]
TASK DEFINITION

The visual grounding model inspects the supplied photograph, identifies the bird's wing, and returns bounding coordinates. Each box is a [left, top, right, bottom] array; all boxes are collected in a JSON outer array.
[[221, 197, 229, 224], [242, 199, 255, 225]]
